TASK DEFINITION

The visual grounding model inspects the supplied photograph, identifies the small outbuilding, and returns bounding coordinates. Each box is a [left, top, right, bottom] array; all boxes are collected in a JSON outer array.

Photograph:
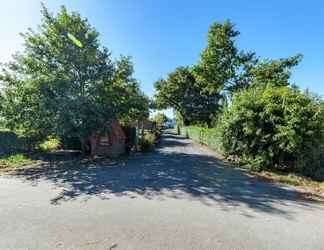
[[90, 120, 126, 157]]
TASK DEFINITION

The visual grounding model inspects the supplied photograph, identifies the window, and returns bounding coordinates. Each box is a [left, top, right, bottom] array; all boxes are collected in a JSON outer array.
[[99, 135, 110, 146]]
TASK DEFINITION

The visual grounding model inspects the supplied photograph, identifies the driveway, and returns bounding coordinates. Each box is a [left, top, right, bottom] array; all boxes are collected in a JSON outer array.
[[1, 131, 324, 250]]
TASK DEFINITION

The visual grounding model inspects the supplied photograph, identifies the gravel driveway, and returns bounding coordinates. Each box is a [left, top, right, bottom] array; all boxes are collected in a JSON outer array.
[[1, 131, 324, 250]]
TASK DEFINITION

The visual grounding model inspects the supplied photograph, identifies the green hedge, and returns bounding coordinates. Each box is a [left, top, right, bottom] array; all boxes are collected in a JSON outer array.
[[180, 126, 223, 153], [0, 129, 60, 154], [0, 129, 32, 154]]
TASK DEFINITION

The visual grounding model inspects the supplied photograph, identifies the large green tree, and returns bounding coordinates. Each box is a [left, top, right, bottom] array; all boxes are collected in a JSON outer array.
[[114, 56, 150, 124], [193, 20, 256, 97], [0, 5, 148, 150], [154, 21, 255, 127], [154, 67, 217, 125]]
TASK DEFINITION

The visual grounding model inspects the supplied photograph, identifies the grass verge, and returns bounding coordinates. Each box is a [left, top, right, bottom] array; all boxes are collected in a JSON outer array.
[[250, 171, 324, 197], [0, 154, 34, 169]]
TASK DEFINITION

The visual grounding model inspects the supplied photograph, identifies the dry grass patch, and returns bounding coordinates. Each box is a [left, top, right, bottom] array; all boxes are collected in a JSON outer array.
[[250, 171, 324, 201]]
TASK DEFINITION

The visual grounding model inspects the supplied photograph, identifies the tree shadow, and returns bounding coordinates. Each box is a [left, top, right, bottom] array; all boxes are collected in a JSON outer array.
[[0, 130, 31, 155], [7, 132, 320, 219]]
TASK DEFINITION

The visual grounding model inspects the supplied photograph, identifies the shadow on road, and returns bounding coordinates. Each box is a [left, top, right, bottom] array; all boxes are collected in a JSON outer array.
[[8, 131, 317, 219]]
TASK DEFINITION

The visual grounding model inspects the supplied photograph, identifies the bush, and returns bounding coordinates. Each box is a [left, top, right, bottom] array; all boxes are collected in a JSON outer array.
[[152, 127, 162, 142], [59, 134, 82, 150], [0, 129, 33, 153], [220, 86, 324, 175], [38, 137, 60, 151], [139, 132, 156, 152], [0, 129, 62, 154], [0, 154, 33, 168]]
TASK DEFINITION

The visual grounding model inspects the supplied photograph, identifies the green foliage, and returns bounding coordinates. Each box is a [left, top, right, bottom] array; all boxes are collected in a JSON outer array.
[[151, 113, 168, 129], [139, 132, 156, 152], [113, 56, 150, 124], [0, 5, 149, 151], [250, 55, 302, 88], [38, 137, 60, 151], [219, 86, 323, 175], [0, 128, 61, 154], [154, 21, 255, 127], [0, 116, 5, 129], [154, 67, 206, 125], [314, 167, 324, 182], [180, 126, 223, 153], [0, 129, 33, 153], [0, 154, 33, 168], [193, 20, 256, 96], [153, 19, 322, 180]]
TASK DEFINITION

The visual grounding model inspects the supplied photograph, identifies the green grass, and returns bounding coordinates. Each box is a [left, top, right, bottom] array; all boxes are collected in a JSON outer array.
[[0, 154, 34, 168], [0, 129, 59, 169], [180, 126, 224, 153]]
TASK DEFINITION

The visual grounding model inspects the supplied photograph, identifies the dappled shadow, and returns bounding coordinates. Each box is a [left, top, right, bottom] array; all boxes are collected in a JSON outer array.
[[155, 132, 189, 149], [0, 130, 30, 155], [7, 131, 319, 219]]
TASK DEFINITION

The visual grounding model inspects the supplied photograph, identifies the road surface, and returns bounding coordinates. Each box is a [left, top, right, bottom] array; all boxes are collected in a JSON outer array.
[[1, 131, 324, 249]]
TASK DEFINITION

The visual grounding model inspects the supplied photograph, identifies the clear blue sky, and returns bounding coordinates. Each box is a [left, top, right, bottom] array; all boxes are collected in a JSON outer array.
[[1, 1, 323, 117]]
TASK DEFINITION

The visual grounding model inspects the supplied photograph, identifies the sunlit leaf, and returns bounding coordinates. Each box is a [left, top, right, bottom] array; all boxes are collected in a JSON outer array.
[[67, 32, 83, 48]]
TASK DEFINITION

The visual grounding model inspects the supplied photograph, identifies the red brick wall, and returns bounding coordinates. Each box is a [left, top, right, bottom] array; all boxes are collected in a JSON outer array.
[[90, 120, 127, 157], [90, 134, 125, 157]]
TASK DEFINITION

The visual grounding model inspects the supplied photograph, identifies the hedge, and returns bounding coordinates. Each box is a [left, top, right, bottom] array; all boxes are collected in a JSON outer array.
[[0, 129, 32, 154], [180, 126, 223, 153]]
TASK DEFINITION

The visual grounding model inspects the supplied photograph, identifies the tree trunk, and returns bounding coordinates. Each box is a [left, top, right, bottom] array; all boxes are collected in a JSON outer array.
[[177, 125, 180, 135], [141, 121, 145, 137], [207, 120, 212, 128], [80, 137, 88, 154]]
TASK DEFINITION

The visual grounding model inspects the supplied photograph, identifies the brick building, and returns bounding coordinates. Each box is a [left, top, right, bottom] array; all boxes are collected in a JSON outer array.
[[90, 120, 126, 157]]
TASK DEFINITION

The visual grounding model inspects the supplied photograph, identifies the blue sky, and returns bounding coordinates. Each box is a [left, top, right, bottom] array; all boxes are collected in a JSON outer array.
[[1, 1, 323, 117]]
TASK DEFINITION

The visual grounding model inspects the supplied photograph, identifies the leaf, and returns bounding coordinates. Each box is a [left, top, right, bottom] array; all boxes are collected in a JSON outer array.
[[67, 32, 83, 48]]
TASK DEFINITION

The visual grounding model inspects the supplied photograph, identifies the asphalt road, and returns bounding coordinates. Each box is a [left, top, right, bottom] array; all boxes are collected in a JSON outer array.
[[1, 131, 324, 250]]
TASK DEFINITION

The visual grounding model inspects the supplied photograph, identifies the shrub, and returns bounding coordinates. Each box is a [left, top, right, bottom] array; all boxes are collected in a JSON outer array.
[[0, 154, 33, 168], [0, 129, 32, 153], [152, 128, 161, 142], [139, 132, 156, 152], [0, 129, 61, 153], [59, 134, 82, 150], [220, 86, 324, 175], [38, 137, 60, 151], [151, 113, 168, 130]]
